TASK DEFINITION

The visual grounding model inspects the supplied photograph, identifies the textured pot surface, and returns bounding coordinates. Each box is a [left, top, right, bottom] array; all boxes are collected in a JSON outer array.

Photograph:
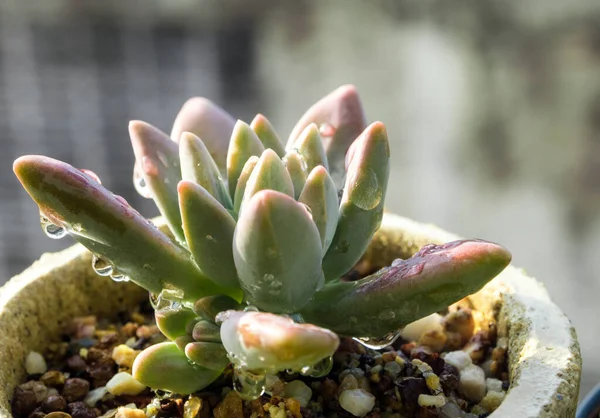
[[0, 213, 582, 417]]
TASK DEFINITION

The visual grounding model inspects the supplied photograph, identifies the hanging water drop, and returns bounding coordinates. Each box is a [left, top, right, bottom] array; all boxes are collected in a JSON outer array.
[[232, 366, 266, 400], [133, 165, 152, 199], [244, 304, 259, 313], [110, 271, 129, 282], [391, 258, 403, 267], [353, 331, 402, 350], [319, 123, 336, 138], [40, 214, 67, 239], [92, 255, 113, 276], [299, 356, 333, 378]]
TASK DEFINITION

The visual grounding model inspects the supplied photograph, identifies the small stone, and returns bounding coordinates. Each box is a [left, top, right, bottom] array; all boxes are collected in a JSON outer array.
[[41, 370, 67, 387], [111, 345, 140, 369], [419, 329, 448, 353], [84, 387, 108, 408], [479, 390, 505, 412], [401, 313, 444, 342], [339, 389, 375, 417], [115, 407, 146, 418], [213, 390, 243, 418], [26, 351, 48, 375], [284, 398, 302, 418], [383, 361, 402, 377], [459, 364, 486, 402], [283, 380, 312, 408], [439, 364, 460, 392], [28, 409, 47, 418], [486, 378, 503, 393], [67, 355, 88, 373], [183, 396, 204, 418], [63, 378, 90, 402], [444, 309, 475, 344], [339, 374, 359, 392], [88, 361, 116, 388], [45, 413, 73, 418], [106, 372, 146, 396], [42, 395, 68, 413], [417, 393, 446, 408], [19, 380, 49, 403], [135, 325, 159, 339], [425, 373, 441, 392], [11, 387, 38, 417], [67, 401, 97, 418], [443, 351, 472, 371], [397, 377, 428, 412], [463, 332, 489, 363]]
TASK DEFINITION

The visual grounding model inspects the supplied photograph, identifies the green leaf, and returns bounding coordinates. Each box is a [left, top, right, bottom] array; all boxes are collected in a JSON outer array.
[[251, 114, 285, 157], [233, 156, 259, 214], [179, 181, 240, 289], [301, 239, 512, 337], [170, 97, 235, 170], [185, 341, 230, 371], [290, 123, 328, 173], [133, 342, 222, 394], [179, 132, 232, 209], [283, 152, 308, 200], [13, 156, 236, 301], [226, 120, 265, 197], [129, 121, 184, 242], [233, 190, 323, 312], [192, 320, 221, 343], [240, 149, 294, 211], [155, 306, 198, 340], [193, 295, 242, 322], [299, 166, 339, 254], [287, 85, 366, 188], [322, 122, 389, 280]]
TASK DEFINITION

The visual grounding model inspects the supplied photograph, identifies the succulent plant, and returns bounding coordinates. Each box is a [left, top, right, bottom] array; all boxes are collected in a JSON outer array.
[[13, 85, 512, 396]]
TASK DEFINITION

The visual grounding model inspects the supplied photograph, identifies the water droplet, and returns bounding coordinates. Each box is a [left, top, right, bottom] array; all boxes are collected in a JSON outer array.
[[133, 165, 152, 199], [262, 273, 274, 283], [206, 235, 216, 243], [335, 240, 350, 254], [319, 123, 336, 137], [232, 365, 266, 400], [299, 356, 333, 378], [92, 255, 113, 276], [391, 258, 403, 267], [348, 168, 382, 210], [349, 316, 358, 324], [244, 304, 259, 313], [354, 330, 402, 350], [156, 151, 169, 168], [110, 272, 129, 282], [164, 177, 170, 184], [149, 288, 184, 310], [40, 214, 67, 239]]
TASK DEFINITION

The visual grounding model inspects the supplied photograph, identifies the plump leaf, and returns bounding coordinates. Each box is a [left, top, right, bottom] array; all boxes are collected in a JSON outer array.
[[133, 342, 222, 394], [233, 156, 259, 214], [185, 341, 229, 370], [240, 149, 294, 211], [283, 152, 308, 200], [290, 124, 328, 173], [129, 121, 184, 242], [227, 121, 265, 197], [299, 166, 339, 254], [13, 156, 236, 301], [219, 311, 339, 372], [170, 97, 236, 170], [233, 190, 323, 312], [179, 132, 232, 209], [155, 306, 198, 340], [179, 181, 240, 289], [288, 85, 367, 187], [322, 122, 389, 280], [301, 239, 512, 337], [192, 320, 221, 343], [193, 295, 242, 322], [251, 114, 285, 157]]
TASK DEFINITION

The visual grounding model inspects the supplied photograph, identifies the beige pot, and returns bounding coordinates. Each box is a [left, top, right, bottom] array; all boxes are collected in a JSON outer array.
[[0, 213, 582, 417]]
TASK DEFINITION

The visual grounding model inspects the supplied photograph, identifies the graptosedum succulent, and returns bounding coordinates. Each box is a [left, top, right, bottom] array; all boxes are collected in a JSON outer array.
[[13, 85, 512, 397]]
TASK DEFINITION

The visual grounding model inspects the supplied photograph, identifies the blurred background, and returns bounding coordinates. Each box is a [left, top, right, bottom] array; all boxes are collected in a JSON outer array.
[[0, 0, 598, 400]]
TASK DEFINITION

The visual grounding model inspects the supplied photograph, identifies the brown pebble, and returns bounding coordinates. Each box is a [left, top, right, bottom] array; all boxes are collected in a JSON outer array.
[[411, 348, 444, 375], [247, 399, 265, 418], [28, 408, 47, 418], [397, 377, 428, 414], [66, 356, 88, 373], [439, 363, 460, 393], [214, 391, 243, 418], [136, 325, 159, 339], [41, 371, 67, 387], [67, 401, 97, 418], [381, 351, 397, 363], [464, 331, 490, 363], [285, 398, 302, 418], [96, 333, 119, 349], [62, 378, 90, 402], [120, 322, 138, 338], [444, 308, 475, 345], [11, 387, 38, 417], [320, 378, 338, 402], [42, 395, 67, 413], [87, 362, 116, 387], [45, 412, 73, 418], [444, 331, 463, 351]]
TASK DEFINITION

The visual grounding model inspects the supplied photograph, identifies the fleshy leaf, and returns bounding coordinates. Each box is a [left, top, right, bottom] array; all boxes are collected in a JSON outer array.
[[251, 114, 285, 157], [301, 240, 512, 337], [299, 166, 339, 254], [13, 156, 235, 301], [240, 149, 294, 211], [179, 181, 239, 289], [233, 190, 323, 312], [283, 152, 308, 200], [233, 156, 259, 214], [288, 85, 367, 187], [322, 122, 389, 280], [170, 97, 236, 170], [133, 342, 222, 394], [226, 120, 265, 197], [193, 295, 242, 322], [218, 310, 339, 372], [185, 341, 230, 370], [129, 121, 184, 242], [192, 320, 221, 343], [290, 124, 328, 173], [179, 132, 232, 209], [155, 306, 198, 341]]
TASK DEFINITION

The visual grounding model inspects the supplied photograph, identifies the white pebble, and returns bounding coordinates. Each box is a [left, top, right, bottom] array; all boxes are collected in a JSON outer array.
[[84, 386, 108, 407], [284, 380, 312, 407], [115, 406, 146, 418], [106, 372, 146, 395], [400, 313, 443, 342], [479, 390, 506, 412], [443, 350, 472, 371], [418, 393, 446, 407], [459, 364, 486, 402], [486, 378, 503, 393], [25, 351, 47, 375], [339, 389, 376, 417]]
